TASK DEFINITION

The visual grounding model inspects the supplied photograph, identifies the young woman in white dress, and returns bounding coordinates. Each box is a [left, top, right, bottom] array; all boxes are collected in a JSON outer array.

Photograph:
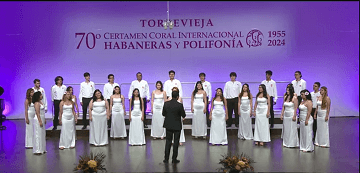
[[314, 86, 331, 148], [253, 84, 271, 146], [191, 81, 208, 139], [280, 84, 299, 148], [237, 84, 254, 140], [151, 81, 167, 139], [32, 91, 47, 155], [66, 86, 79, 140], [169, 87, 185, 145], [89, 89, 110, 146], [110, 86, 127, 139], [25, 88, 35, 149], [299, 89, 314, 152], [209, 88, 228, 145], [59, 92, 77, 149], [129, 88, 146, 146]]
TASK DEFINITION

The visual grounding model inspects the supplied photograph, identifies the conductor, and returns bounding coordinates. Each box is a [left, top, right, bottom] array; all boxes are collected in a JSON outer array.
[[162, 91, 186, 164]]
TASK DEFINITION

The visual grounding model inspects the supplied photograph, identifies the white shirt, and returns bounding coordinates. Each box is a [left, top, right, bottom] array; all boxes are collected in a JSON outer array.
[[223, 81, 242, 99], [261, 79, 278, 102], [164, 79, 183, 98], [103, 82, 119, 100], [32, 87, 48, 111], [51, 85, 67, 101], [193, 81, 212, 101], [311, 91, 321, 108], [291, 79, 306, 96], [128, 80, 150, 99], [79, 81, 95, 99]]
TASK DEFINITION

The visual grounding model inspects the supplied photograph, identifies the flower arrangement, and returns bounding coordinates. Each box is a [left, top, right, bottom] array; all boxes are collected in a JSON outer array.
[[218, 152, 254, 173], [74, 152, 106, 173]]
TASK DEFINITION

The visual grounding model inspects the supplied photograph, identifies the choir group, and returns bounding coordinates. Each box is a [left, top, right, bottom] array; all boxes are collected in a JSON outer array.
[[24, 70, 331, 155]]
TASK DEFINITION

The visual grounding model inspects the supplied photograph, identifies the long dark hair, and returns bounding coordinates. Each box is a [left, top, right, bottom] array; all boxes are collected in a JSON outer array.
[[155, 81, 163, 92], [113, 86, 121, 95], [212, 88, 225, 104], [300, 89, 312, 102], [54, 76, 63, 85], [131, 88, 142, 111], [284, 84, 295, 102], [66, 86, 74, 95], [26, 88, 33, 106], [239, 83, 251, 99], [92, 89, 104, 102], [32, 91, 42, 104], [192, 81, 203, 97], [256, 84, 268, 99]]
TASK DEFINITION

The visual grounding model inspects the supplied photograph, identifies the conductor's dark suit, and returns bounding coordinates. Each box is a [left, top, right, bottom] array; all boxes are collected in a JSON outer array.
[[162, 99, 186, 162]]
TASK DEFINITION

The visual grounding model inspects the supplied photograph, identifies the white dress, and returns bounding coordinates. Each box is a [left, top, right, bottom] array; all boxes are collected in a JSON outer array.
[[238, 97, 254, 140], [209, 101, 228, 145], [89, 100, 108, 146], [314, 101, 330, 147], [59, 104, 76, 148], [129, 100, 146, 145], [110, 98, 127, 138], [151, 93, 166, 138], [192, 93, 207, 137], [33, 104, 47, 154], [72, 98, 77, 140], [299, 104, 314, 152], [253, 97, 271, 142], [25, 103, 35, 148], [173, 99, 185, 143], [282, 102, 299, 147]]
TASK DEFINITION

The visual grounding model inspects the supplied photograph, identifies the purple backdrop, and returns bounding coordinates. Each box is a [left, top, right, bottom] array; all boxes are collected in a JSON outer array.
[[0, 1, 358, 118]]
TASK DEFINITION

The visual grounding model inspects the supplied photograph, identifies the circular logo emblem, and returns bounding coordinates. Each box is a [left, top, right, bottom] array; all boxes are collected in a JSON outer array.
[[246, 29, 264, 48]]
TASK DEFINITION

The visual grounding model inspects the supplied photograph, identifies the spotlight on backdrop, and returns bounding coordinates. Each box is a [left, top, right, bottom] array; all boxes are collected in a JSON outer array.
[[0, 86, 6, 130]]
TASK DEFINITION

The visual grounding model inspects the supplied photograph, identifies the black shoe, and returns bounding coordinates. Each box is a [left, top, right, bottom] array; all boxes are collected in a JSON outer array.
[[172, 159, 180, 163], [163, 159, 169, 163], [144, 124, 148, 128], [52, 127, 57, 130], [82, 126, 87, 130], [235, 124, 239, 127], [226, 125, 231, 128]]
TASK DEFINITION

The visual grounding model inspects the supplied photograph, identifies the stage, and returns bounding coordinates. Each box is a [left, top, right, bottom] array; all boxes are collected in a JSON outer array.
[[0, 117, 358, 172]]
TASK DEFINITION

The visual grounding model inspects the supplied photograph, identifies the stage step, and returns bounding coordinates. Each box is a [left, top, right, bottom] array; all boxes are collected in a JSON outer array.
[[46, 124, 288, 138], [72, 112, 290, 126]]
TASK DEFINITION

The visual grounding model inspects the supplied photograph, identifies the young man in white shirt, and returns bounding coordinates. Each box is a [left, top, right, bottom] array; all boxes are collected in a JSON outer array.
[[79, 72, 95, 129], [261, 70, 278, 128], [32, 79, 48, 113], [292, 71, 306, 105], [224, 72, 242, 128], [128, 72, 150, 128], [103, 74, 119, 128], [164, 70, 183, 99], [51, 76, 66, 130], [291, 71, 306, 112], [195, 72, 212, 127], [310, 82, 321, 141]]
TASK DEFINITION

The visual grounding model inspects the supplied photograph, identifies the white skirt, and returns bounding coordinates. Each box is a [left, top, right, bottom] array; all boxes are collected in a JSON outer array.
[[59, 113, 76, 148], [129, 110, 146, 145], [314, 109, 330, 147], [209, 109, 228, 145], [89, 111, 108, 146], [110, 108, 127, 138], [238, 107, 253, 140], [282, 111, 299, 147]]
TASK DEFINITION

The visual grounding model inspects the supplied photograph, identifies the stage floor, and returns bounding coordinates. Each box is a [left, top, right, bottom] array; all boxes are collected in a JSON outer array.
[[0, 117, 359, 172]]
